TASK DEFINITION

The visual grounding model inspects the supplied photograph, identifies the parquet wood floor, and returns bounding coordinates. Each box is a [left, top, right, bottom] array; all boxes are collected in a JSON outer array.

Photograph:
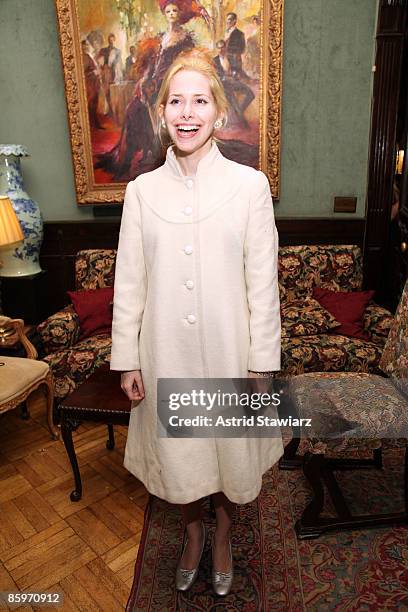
[[0, 389, 148, 611]]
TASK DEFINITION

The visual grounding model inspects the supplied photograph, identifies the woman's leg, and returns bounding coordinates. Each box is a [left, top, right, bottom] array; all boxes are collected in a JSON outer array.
[[179, 500, 204, 569], [212, 492, 236, 572]]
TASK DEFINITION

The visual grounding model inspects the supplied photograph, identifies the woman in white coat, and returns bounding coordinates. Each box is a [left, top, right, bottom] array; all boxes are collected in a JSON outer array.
[[110, 51, 282, 597]]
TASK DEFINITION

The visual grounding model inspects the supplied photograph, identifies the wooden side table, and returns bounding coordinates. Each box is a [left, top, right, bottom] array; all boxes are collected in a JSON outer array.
[[58, 364, 132, 501]]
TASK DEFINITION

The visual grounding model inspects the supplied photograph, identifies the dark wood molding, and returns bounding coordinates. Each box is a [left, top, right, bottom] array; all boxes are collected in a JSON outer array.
[[40, 220, 121, 316], [39, 218, 365, 316], [363, 1, 407, 297], [41, 219, 121, 257], [276, 218, 365, 247]]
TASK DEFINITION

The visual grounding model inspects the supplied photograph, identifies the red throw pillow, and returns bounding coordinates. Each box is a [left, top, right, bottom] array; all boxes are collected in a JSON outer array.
[[67, 287, 114, 340], [312, 287, 375, 340]]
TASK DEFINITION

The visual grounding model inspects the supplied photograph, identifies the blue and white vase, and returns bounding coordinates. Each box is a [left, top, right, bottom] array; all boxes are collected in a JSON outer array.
[[0, 144, 43, 276]]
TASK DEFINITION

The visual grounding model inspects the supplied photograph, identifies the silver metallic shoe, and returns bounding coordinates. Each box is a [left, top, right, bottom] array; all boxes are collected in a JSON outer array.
[[175, 522, 206, 592], [212, 539, 233, 597]]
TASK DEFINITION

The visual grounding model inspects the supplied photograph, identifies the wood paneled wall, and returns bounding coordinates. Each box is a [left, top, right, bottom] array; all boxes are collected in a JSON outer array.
[[39, 218, 365, 316]]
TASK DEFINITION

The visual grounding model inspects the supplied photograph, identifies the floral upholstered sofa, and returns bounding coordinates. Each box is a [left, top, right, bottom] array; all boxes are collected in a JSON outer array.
[[278, 245, 393, 374], [38, 246, 393, 400]]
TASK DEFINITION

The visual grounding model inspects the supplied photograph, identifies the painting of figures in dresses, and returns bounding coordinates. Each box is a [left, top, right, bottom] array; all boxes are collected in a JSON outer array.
[[76, 0, 264, 185]]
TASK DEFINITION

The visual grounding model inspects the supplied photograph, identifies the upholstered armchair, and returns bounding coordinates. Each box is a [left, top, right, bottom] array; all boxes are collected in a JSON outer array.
[[0, 316, 59, 439], [278, 245, 394, 374], [284, 278, 408, 538], [37, 250, 116, 399]]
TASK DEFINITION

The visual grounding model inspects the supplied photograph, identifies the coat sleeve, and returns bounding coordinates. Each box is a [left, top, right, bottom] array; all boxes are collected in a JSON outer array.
[[239, 30, 246, 54], [244, 171, 281, 372], [110, 180, 147, 371]]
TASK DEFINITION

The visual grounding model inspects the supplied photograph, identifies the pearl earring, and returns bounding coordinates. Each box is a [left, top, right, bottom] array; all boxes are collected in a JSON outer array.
[[161, 118, 166, 129], [214, 119, 223, 129]]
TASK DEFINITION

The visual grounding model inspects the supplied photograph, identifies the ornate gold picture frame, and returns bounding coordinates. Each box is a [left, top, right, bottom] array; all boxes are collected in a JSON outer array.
[[55, 0, 283, 204]]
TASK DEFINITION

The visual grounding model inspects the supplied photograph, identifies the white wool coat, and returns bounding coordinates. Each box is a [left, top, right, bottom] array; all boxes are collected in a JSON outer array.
[[110, 142, 283, 504]]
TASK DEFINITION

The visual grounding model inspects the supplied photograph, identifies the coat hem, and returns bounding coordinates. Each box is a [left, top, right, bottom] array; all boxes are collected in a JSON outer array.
[[123, 446, 283, 505]]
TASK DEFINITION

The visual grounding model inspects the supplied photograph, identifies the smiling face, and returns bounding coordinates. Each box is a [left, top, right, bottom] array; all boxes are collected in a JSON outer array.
[[161, 69, 220, 157], [164, 3, 180, 25]]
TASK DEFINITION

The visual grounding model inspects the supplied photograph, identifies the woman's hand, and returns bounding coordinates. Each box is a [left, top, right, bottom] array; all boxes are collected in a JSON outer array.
[[121, 370, 145, 401], [247, 370, 273, 394]]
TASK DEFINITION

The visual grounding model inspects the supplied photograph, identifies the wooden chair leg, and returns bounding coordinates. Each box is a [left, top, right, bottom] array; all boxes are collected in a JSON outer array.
[[20, 401, 30, 420], [374, 447, 383, 469], [295, 452, 326, 539], [44, 373, 59, 440], [106, 424, 115, 450], [61, 414, 82, 502], [296, 447, 408, 539], [278, 386, 302, 469], [279, 437, 301, 469]]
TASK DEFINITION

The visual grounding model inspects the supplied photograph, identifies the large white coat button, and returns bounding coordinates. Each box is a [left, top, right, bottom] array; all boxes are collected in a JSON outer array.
[[186, 179, 194, 189], [187, 314, 196, 324], [183, 206, 193, 216], [185, 280, 194, 290], [184, 245, 193, 255]]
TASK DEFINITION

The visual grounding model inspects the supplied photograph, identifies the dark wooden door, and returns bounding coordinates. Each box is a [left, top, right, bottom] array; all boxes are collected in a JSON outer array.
[[397, 147, 408, 297], [385, 18, 408, 310], [364, 0, 408, 310]]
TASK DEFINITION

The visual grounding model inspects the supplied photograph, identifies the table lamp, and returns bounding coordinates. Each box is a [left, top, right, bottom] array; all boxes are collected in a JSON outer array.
[[0, 195, 25, 276], [0, 195, 24, 335]]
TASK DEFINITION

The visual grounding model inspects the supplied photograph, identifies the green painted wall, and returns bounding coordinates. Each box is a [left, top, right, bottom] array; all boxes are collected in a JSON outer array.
[[280, 0, 377, 218], [0, 0, 376, 220]]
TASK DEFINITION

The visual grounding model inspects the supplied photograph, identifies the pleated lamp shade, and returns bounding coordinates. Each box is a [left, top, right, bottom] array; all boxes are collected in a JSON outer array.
[[0, 196, 24, 248], [0, 196, 25, 277]]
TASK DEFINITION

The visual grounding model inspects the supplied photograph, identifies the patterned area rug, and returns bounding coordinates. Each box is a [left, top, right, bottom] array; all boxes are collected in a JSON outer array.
[[127, 450, 408, 611]]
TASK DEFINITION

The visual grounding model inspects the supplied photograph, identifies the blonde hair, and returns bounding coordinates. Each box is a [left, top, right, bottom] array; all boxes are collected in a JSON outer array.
[[154, 49, 229, 144]]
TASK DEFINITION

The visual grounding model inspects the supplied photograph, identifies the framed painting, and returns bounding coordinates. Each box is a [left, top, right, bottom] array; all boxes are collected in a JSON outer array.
[[55, 0, 283, 204]]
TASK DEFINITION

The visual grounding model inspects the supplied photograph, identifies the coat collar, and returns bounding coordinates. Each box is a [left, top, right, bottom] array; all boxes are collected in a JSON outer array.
[[138, 140, 245, 223], [164, 140, 224, 180]]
